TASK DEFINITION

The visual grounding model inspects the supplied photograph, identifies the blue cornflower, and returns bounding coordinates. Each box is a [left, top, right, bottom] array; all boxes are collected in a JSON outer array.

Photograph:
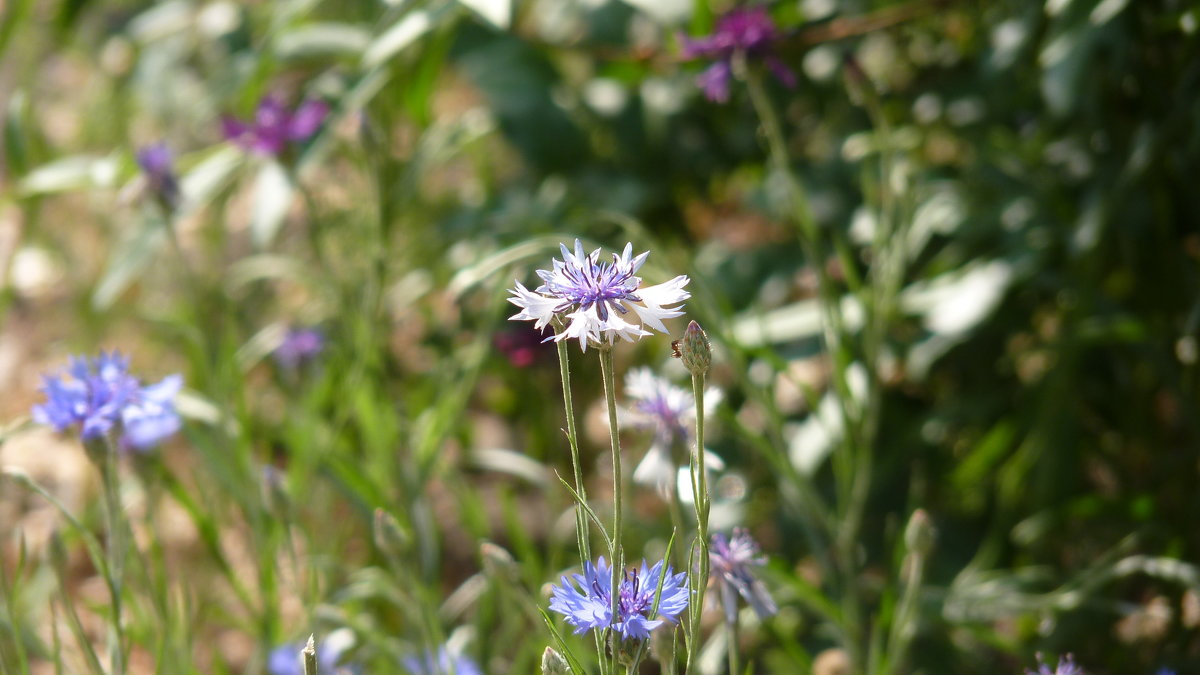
[[32, 351, 182, 450], [508, 240, 689, 352], [402, 645, 482, 675], [1027, 654, 1084, 675], [549, 556, 689, 640], [709, 528, 777, 624], [135, 143, 180, 210]]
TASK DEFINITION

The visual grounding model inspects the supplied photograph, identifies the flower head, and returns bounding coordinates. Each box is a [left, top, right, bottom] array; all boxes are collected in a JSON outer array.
[[550, 556, 688, 640], [1026, 654, 1084, 675], [625, 368, 723, 496], [680, 7, 795, 102], [508, 240, 689, 352], [135, 143, 180, 209], [32, 351, 181, 451], [275, 327, 325, 369], [709, 528, 777, 624], [402, 646, 482, 675], [222, 95, 329, 156], [493, 325, 553, 368]]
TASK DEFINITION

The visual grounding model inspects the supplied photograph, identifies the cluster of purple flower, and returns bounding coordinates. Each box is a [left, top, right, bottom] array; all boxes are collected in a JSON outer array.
[[680, 6, 795, 103], [32, 351, 181, 451]]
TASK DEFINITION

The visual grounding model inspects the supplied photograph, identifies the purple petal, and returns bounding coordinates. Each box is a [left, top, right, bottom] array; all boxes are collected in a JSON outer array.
[[696, 60, 733, 103], [287, 100, 329, 141], [766, 55, 797, 89]]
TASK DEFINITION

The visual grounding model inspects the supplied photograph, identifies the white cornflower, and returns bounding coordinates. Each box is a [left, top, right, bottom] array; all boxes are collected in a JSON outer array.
[[624, 367, 724, 497], [507, 240, 690, 351]]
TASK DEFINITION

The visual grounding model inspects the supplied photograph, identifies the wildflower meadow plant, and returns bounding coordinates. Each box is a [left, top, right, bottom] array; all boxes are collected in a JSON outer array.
[[625, 366, 723, 498], [33, 351, 182, 451], [679, 6, 795, 103], [134, 142, 180, 211], [507, 240, 690, 352], [222, 94, 329, 157], [401, 645, 482, 675], [549, 556, 688, 641]]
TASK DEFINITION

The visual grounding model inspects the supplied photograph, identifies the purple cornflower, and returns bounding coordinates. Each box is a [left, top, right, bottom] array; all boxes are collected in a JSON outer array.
[[709, 528, 777, 624], [402, 646, 482, 675], [624, 367, 724, 496], [222, 95, 329, 156], [32, 351, 182, 451], [275, 327, 325, 369], [135, 143, 180, 209], [549, 556, 689, 640], [508, 240, 690, 352], [1026, 654, 1084, 675], [680, 6, 796, 103]]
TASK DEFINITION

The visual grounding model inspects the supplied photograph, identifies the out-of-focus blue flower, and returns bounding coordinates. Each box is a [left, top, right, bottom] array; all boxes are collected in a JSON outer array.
[[1026, 654, 1084, 675], [550, 556, 688, 640], [32, 351, 181, 450], [275, 327, 325, 369], [508, 240, 689, 352], [222, 95, 328, 156], [680, 7, 795, 103], [1154, 669, 1177, 675], [624, 367, 723, 496], [135, 143, 180, 210], [709, 528, 777, 624], [267, 634, 353, 675], [402, 646, 482, 675]]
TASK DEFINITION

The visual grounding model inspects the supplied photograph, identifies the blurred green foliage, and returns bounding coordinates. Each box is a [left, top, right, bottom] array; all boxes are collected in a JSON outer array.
[[0, 0, 1198, 673]]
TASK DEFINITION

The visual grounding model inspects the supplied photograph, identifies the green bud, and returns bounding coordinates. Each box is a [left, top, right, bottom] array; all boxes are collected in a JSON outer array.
[[373, 508, 411, 557], [674, 320, 711, 376], [904, 508, 935, 558], [541, 646, 571, 674], [480, 541, 519, 581]]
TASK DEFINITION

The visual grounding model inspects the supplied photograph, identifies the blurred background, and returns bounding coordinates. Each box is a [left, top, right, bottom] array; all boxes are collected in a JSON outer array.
[[0, 0, 1198, 673]]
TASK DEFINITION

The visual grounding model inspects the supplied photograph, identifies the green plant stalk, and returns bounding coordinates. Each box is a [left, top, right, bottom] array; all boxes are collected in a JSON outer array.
[[727, 615, 740, 675], [94, 436, 127, 675], [598, 346, 623, 675], [741, 59, 865, 665], [882, 553, 925, 674], [555, 333, 591, 563], [686, 372, 710, 674]]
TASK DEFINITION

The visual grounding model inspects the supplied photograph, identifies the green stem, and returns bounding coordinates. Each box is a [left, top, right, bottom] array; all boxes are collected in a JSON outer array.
[[728, 617, 740, 675], [742, 57, 866, 666], [97, 437, 126, 675], [686, 372, 710, 674], [598, 346, 624, 671], [556, 335, 590, 563]]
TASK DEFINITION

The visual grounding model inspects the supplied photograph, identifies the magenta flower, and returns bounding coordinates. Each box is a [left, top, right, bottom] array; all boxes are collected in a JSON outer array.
[[222, 95, 329, 156], [680, 6, 795, 102]]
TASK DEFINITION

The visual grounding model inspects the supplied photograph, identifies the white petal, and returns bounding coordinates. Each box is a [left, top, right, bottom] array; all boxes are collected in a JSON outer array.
[[633, 443, 675, 496], [508, 281, 560, 330]]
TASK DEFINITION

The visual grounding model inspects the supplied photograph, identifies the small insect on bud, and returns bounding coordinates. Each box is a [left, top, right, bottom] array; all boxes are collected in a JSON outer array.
[[674, 320, 712, 376], [541, 646, 572, 674]]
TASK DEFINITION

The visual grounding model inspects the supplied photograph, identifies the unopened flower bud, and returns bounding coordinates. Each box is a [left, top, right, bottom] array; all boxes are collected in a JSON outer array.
[[904, 508, 935, 558], [373, 508, 411, 557], [480, 541, 519, 581], [674, 320, 711, 376], [541, 646, 571, 674]]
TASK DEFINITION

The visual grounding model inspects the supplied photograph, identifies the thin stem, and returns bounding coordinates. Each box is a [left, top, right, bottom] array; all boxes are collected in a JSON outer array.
[[727, 617, 740, 675], [556, 336, 591, 562], [97, 437, 127, 675], [742, 57, 866, 665], [686, 372, 710, 674], [598, 346, 624, 671]]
